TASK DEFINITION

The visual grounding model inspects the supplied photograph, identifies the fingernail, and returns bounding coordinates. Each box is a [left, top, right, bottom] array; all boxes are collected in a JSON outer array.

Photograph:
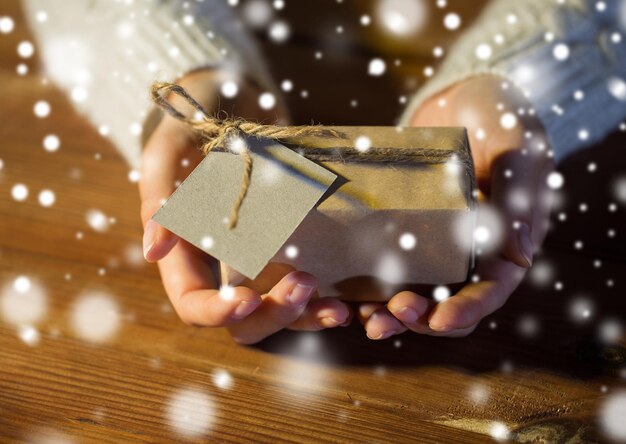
[[518, 223, 534, 267], [429, 322, 453, 332], [392, 307, 418, 324], [319, 316, 341, 328], [143, 220, 158, 260], [288, 284, 315, 306], [368, 330, 396, 340], [232, 300, 258, 320]]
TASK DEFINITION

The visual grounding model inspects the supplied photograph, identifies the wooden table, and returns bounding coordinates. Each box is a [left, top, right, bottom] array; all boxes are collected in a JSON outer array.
[[1, 1, 625, 442]]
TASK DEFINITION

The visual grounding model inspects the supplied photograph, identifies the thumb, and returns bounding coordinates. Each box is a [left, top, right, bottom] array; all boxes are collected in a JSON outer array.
[[141, 212, 178, 263], [504, 220, 534, 269], [139, 117, 198, 262], [488, 149, 539, 268]]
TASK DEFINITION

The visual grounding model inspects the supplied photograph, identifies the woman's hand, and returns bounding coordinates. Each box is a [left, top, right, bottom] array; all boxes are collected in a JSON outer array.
[[360, 75, 555, 339], [139, 70, 351, 344]]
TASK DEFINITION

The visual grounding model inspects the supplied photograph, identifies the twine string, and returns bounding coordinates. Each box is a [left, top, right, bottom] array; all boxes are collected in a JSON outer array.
[[150, 82, 472, 230]]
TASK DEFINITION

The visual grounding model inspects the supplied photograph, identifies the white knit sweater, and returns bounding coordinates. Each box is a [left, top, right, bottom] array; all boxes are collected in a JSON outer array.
[[22, 0, 276, 169], [23, 0, 626, 166], [399, 0, 626, 162]]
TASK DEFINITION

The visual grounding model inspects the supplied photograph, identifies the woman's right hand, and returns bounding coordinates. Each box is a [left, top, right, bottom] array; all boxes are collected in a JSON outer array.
[[139, 70, 352, 344]]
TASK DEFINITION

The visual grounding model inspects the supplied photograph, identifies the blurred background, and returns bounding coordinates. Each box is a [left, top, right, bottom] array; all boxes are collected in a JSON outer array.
[[1, 0, 625, 442]]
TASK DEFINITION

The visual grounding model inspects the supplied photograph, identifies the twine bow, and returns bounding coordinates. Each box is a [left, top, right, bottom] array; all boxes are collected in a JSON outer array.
[[150, 82, 342, 230]]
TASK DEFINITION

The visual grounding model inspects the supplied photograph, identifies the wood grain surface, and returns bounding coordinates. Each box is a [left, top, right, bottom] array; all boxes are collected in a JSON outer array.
[[1, 1, 625, 443]]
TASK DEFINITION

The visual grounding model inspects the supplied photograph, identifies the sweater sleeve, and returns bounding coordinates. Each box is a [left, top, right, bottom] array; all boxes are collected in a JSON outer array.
[[399, 0, 626, 163], [21, 0, 276, 170]]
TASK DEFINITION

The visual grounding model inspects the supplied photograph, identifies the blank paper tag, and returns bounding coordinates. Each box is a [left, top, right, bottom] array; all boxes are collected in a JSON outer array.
[[152, 135, 337, 279]]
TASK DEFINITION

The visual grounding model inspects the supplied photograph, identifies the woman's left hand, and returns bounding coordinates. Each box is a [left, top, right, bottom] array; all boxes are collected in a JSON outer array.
[[359, 75, 555, 339]]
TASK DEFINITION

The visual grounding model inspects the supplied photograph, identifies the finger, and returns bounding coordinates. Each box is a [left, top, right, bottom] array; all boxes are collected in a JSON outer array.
[[227, 271, 318, 345], [435, 324, 478, 338], [139, 117, 198, 262], [357, 303, 384, 325], [286, 297, 352, 331], [489, 150, 534, 267], [142, 219, 179, 264], [158, 240, 262, 327], [387, 292, 481, 337], [428, 258, 525, 332], [362, 306, 408, 340], [387, 291, 435, 334], [360, 295, 478, 338], [530, 161, 555, 247]]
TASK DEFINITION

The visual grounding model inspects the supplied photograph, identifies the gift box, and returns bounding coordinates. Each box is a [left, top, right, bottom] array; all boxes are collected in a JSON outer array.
[[151, 83, 477, 302], [215, 126, 477, 302]]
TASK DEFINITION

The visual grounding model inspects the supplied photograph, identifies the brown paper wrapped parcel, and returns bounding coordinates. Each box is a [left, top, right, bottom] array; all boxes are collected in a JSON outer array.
[[218, 126, 478, 302]]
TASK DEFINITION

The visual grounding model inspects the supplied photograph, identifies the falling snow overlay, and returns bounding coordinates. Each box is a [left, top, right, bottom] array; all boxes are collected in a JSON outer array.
[[0, 0, 625, 442]]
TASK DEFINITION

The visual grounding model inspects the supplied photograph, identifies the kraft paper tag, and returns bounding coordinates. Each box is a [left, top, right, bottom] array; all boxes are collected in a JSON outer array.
[[152, 135, 337, 279]]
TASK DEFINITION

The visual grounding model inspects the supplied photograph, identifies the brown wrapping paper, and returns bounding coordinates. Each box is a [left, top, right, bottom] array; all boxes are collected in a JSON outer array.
[[221, 126, 477, 302]]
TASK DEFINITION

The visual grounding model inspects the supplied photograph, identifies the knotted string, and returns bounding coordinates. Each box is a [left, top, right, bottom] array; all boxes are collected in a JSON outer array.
[[151, 82, 342, 230]]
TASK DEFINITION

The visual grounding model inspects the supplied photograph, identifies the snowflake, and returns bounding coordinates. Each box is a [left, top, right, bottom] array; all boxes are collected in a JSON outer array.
[[86, 209, 111, 232], [212, 369, 234, 390], [398, 233, 417, 250], [258, 92, 276, 109], [518, 314, 540, 338], [443, 13, 461, 30], [38, 189, 56, 207], [43, 135, 60, 152], [166, 388, 215, 437], [268, 21, 290, 43], [285, 245, 299, 259], [33, 100, 51, 118], [200, 236, 214, 250], [242, 0, 272, 28], [608, 77, 626, 101], [11, 184, 29, 201], [17, 41, 35, 58], [553, 43, 570, 61], [16, 63, 28, 76], [220, 81, 238, 98], [490, 422, 510, 441], [219, 285, 236, 301], [1, 277, 47, 326], [71, 292, 120, 343], [599, 391, 626, 441], [376, 0, 427, 36], [500, 112, 518, 129], [354, 135, 372, 152], [569, 297, 593, 322], [433, 286, 450, 302], [18, 325, 40, 346], [368, 58, 386, 76], [475, 43, 493, 60], [547, 172, 564, 189], [280, 79, 293, 92], [0, 16, 15, 34]]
